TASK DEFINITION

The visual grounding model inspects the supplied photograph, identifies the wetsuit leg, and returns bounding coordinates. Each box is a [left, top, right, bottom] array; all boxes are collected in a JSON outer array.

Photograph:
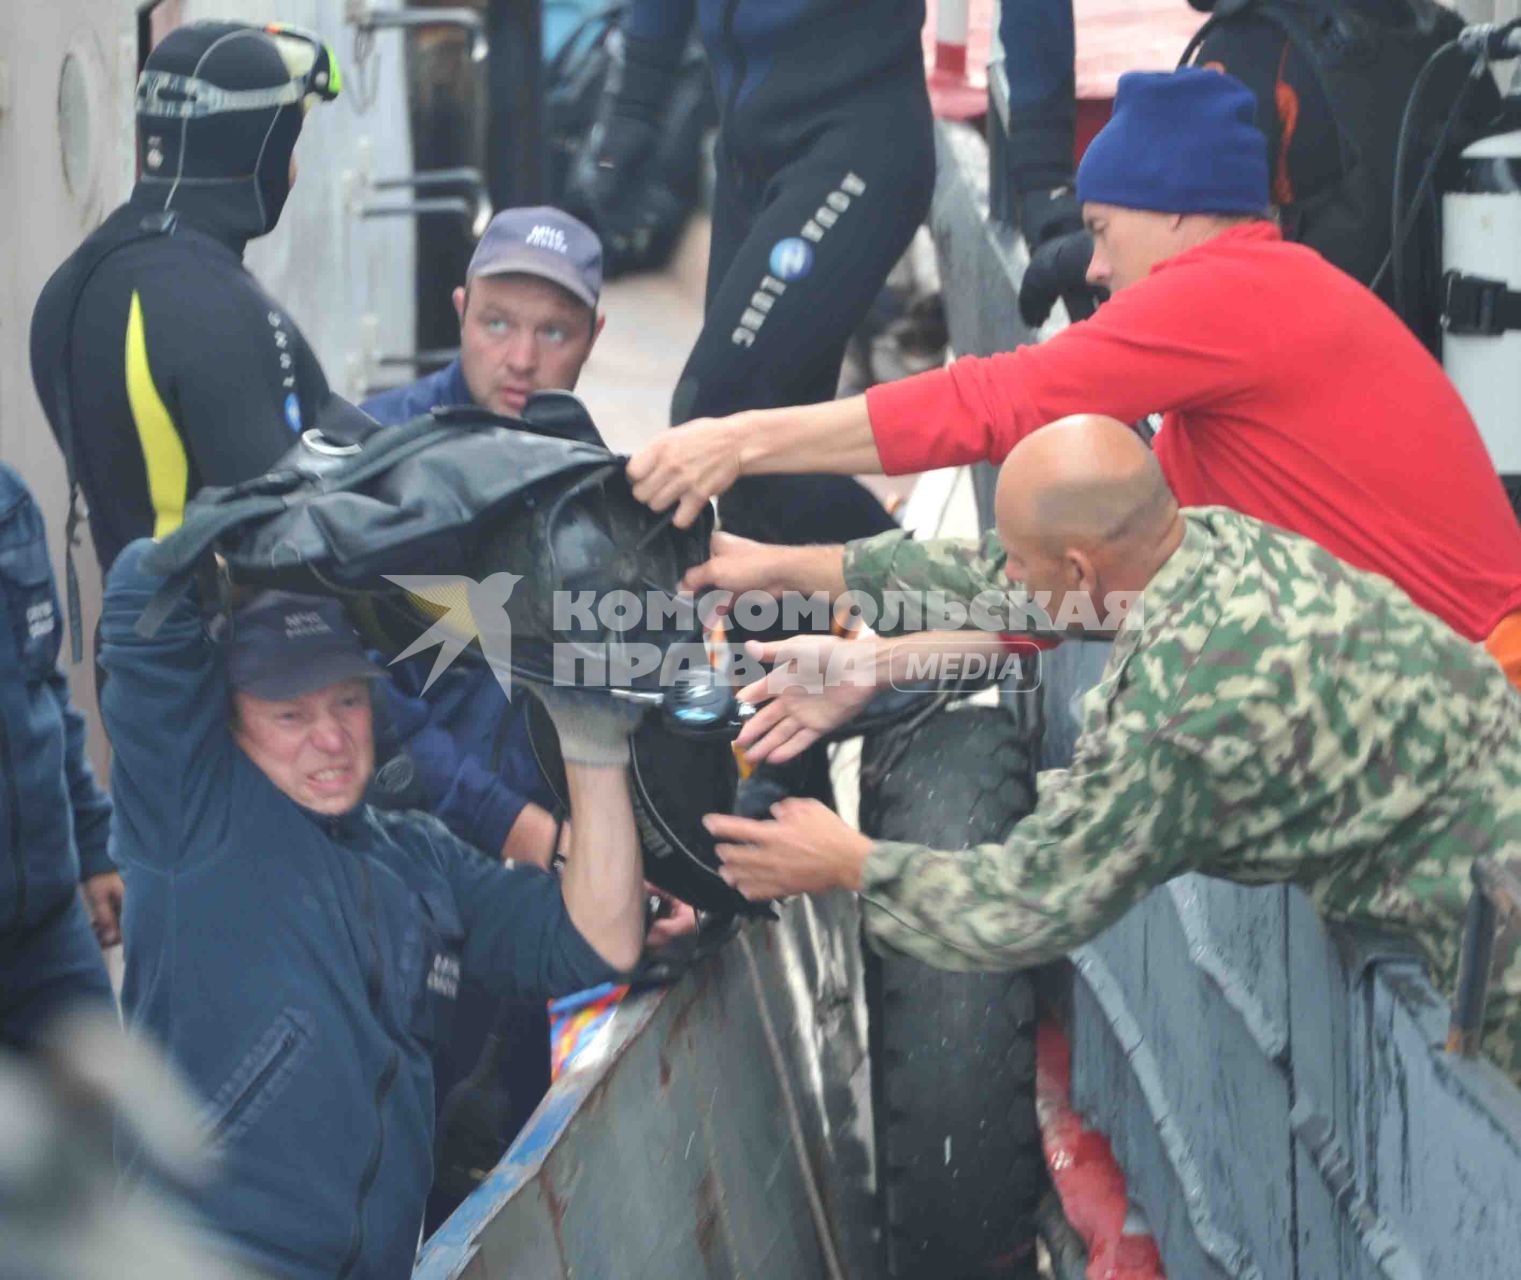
[[671, 86, 934, 548], [0, 893, 114, 1051], [1000, 0, 1078, 201]]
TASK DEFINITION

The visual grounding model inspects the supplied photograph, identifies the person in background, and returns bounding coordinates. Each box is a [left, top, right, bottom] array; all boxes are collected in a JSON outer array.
[[575, 0, 924, 548], [29, 20, 345, 951], [0, 465, 114, 1046], [30, 20, 341, 574]]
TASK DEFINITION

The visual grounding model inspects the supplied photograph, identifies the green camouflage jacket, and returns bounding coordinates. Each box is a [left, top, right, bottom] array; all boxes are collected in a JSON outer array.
[[843, 508, 1521, 1066]]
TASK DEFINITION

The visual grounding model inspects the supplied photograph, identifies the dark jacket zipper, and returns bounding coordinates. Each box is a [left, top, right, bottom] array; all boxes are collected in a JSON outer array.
[[335, 854, 402, 1280], [211, 1025, 300, 1140], [1, 715, 24, 932]]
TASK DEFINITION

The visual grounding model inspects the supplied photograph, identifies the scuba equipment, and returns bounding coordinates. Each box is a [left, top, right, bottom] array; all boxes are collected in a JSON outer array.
[[1440, 31, 1521, 519], [135, 21, 341, 239], [1182, 0, 1499, 349], [135, 24, 341, 120], [523, 691, 765, 916], [138, 395, 758, 914]]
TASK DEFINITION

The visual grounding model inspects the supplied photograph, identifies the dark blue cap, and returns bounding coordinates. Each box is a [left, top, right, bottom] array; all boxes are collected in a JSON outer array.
[[1076, 68, 1269, 216], [466, 206, 602, 309], [226, 591, 381, 700]]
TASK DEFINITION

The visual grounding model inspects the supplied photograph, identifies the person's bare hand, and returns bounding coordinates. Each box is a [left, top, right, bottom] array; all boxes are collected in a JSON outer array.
[[501, 803, 564, 871], [679, 532, 838, 605], [626, 418, 742, 528], [644, 885, 699, 949], [80, 872, 124, 949], [734, 636, 881, 764], [705, 799, 871, 901]]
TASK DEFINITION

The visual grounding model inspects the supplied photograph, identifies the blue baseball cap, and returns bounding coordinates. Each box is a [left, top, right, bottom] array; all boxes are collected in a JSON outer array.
[[226, 591, 382, 700], [465, 206, 603, 309]]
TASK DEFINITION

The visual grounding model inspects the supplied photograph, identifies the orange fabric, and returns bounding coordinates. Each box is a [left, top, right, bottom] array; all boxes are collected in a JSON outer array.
[[1485, 609, 1521, 691], [1272, 43, 1299, 206]]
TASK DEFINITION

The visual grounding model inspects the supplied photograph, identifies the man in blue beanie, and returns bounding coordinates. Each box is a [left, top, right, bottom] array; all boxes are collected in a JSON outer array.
[[627, 66, 1521, 680], [1074, 65, 1269, 290]]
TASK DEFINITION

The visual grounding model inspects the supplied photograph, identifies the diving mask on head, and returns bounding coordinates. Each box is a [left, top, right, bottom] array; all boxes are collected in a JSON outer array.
[[136, 23, 341, 121]]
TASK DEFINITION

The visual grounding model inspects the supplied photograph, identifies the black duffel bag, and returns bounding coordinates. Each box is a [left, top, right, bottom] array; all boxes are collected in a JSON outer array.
[[142, 394, 759, 915]]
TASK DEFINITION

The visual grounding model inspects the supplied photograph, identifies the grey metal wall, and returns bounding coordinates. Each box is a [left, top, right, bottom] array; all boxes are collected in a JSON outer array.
[[414, 892, 881, 1279], [929, 105, 1521, 1279]]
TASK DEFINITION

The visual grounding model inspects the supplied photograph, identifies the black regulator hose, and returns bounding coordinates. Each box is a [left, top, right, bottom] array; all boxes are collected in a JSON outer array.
[[1379, 18, 1521, 325]]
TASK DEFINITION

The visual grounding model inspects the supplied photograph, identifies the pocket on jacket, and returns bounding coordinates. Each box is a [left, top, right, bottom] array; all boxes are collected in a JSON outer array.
[[0, 534, 62, 683], [206, 1008, 314, 1147]]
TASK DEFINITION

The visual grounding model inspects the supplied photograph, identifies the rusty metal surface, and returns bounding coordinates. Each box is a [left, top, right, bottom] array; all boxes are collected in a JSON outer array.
[[413, 892, 879, 1279], [929, 113, 1521, 1280]]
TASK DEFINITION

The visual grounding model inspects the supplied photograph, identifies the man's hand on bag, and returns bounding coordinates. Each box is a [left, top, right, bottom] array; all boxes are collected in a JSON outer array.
[[626, 418, 744, 527], [733, 636, 881, 764], [680, 532, 848, 602], [80, 871, 124, 949], [706, 798, 871, 901]]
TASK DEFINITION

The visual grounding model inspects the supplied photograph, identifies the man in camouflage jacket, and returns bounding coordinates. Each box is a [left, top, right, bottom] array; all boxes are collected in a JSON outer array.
[[706, 416, 1521, 1073]]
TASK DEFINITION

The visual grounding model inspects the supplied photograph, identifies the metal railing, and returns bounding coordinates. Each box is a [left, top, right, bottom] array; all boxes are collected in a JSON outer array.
[[1447, 858, 1521, 1056]]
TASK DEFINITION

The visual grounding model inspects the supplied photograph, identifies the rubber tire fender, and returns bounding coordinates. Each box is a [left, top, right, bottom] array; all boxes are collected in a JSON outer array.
[[858, 704, 1045, 1280]]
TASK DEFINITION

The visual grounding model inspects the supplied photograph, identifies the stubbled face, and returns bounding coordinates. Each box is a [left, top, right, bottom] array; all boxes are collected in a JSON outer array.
[[233, 678, 375, 816], [454, 273, 598, 417], [1084, 203, 1184, 293], [997, 501, 1095, 635]]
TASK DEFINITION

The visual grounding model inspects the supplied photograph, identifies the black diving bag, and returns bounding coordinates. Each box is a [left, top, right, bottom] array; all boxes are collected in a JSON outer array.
[[141, 395, 754, 915]]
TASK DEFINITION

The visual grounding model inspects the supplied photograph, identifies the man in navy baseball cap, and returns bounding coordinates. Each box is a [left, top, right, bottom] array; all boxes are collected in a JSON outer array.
[[224, 591, 384, 815], [363, 206, 606, 424]]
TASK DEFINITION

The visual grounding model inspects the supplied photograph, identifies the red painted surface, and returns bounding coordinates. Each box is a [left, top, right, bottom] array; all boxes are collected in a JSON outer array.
[[1036, 1021, 1166, 1280]]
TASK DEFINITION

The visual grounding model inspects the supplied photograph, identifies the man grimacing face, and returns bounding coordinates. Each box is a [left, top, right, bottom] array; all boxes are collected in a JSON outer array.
[[452, 273, 603, 417], [233, 678, 375, 816]]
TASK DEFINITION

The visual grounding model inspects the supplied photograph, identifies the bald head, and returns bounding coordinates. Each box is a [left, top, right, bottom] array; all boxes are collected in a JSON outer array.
[[995, 415, 1182, 631]]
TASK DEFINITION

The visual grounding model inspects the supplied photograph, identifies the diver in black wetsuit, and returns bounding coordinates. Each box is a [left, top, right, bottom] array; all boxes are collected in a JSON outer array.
[[30, 21, 340, 575], [577, 0, 934, 549]]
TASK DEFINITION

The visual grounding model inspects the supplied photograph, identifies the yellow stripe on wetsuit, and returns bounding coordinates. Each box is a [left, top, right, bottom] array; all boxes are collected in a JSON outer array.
[[125, 290, 189, 538]]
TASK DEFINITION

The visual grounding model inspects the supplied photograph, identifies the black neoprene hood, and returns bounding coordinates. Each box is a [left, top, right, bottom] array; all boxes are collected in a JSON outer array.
[[135, 22, 308, 240]]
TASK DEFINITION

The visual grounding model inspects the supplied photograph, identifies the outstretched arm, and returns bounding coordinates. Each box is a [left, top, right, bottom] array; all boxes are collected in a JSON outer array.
[[710, 709, 1198, 973], [627, 397, 882, 528]]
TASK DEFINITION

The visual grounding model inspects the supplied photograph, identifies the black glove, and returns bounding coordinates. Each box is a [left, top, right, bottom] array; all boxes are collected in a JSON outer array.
[[1018, 187, 1083, 251], [571, 33, 680, 214], [1019, 229, 1105, 329]]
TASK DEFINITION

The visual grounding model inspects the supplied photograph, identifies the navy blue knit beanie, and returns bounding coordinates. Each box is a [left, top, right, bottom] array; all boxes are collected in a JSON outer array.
[[1076, 68, 1268, 215]]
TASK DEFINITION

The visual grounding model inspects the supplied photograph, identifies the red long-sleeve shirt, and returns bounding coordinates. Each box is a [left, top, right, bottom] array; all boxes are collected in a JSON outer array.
[[865, 222, 1521, 641]]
